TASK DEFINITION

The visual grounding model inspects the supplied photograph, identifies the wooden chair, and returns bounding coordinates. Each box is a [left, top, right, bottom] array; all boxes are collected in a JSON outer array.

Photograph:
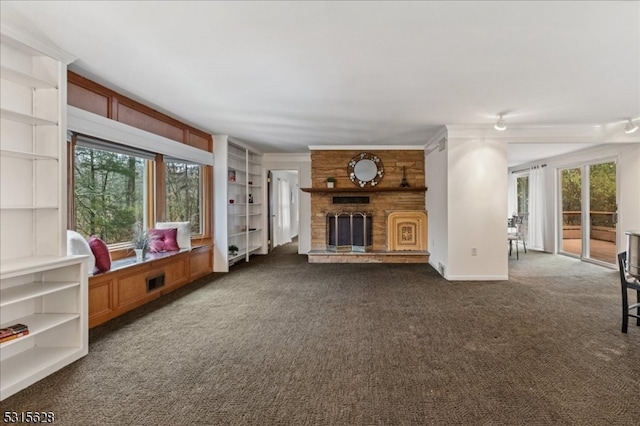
[[617, 252, 640, 333]]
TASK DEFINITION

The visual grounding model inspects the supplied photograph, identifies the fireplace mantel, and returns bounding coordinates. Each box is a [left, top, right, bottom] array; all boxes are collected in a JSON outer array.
[[301, 186, 427, 193]]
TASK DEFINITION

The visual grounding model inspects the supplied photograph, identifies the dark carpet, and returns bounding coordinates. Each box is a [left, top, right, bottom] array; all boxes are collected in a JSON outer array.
[[1, 244, 639, 425]]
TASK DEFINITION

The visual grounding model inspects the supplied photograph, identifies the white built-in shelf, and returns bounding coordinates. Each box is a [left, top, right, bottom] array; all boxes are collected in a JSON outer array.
[[0, 256, 82, 277], [1, 30, 86, 401], [214, 139, 264, 271], [228, 151, 245, 161], [0, 313, 79, 347], [0, 66, 57, 89], [0, 108, 57, 126], [0, 281, 79, 306], [1, 205, 58, 210], [0, 149, 58, 161], [228, 250, 246, 261], [1, 346, 81, 394]]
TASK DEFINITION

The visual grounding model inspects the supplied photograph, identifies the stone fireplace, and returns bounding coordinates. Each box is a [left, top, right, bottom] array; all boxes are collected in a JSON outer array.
[[305, 149, 429, 263]]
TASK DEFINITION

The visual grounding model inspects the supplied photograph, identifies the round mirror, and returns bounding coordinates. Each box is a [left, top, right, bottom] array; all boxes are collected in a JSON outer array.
[[354, 159, 377, 181], [348, 152, 384, 187]]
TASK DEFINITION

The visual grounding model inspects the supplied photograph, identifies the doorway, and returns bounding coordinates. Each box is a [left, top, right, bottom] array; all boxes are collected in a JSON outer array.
[[268, 170, 299, 251], [559, 160, 617, 265]]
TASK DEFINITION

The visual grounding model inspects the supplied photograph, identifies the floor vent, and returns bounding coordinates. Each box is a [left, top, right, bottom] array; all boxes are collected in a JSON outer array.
[[147, 274, 165, 292]]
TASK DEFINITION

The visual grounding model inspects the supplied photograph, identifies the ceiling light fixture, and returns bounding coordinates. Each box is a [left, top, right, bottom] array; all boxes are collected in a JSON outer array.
[[494, 114, 506, 131], [625, 118, 638, 134]]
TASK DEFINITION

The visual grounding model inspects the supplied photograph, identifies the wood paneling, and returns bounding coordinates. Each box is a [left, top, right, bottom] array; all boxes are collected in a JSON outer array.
[[190, 245, 214, 280], [310, 150, 426, 253], [68, 82, 109, 117], [163, 257, 189, 289], [88, 244, 213, 328], [88, 279, 112, 317], [187, 130, 211, 151], [67, 71, 213, 152], [118, 102, 185, 142], [117, 267, 154, 308]]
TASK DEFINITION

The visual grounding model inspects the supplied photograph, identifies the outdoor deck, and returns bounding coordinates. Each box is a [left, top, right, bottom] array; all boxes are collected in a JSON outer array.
[[561, 238, 617, 265]]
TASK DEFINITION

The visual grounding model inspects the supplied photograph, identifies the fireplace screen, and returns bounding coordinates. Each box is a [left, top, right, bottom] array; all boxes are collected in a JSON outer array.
[[326, 212, 372, 252]]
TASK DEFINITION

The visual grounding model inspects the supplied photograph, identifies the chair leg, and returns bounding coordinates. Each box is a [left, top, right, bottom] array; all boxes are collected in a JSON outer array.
[[516, 239, 519, 260], [622, 287, 629, 333], [636, 289, 640, 327], [523, 240, 527, 253]]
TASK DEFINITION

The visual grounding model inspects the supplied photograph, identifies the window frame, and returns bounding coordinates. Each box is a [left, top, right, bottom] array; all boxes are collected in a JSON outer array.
[[68, 135, 212, 261]]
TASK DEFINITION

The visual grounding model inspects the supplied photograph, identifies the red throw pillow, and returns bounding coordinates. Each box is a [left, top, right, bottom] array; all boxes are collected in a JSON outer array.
[[88, 236, 111, 273], [149, 228, 179, 253]]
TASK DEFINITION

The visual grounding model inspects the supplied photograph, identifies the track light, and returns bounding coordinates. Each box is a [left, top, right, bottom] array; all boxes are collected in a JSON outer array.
[[494, 114, 506, 131], [625, 119, 638, 134]]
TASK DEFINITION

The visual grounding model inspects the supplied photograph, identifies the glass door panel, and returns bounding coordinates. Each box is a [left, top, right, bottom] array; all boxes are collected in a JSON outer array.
[[587, 162, 617, 264], [560, 167, 582, 256]]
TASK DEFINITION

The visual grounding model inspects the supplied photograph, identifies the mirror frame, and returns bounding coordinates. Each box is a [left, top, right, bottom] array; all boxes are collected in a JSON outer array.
[[348, 152, 385, 187]]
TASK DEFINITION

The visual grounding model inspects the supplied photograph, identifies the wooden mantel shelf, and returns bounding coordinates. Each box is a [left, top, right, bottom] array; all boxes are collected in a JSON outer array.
[[301, 186, 427, 193]]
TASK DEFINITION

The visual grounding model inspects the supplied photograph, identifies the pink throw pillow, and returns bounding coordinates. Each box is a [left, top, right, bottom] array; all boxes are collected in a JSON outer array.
[[88, 236, 111, 273], [149, 228, 179, 253], [163, 228, 180, 251]]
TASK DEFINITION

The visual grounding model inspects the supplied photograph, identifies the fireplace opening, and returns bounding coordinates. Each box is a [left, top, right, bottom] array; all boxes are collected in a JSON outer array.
[[326, 212, 372, 252]]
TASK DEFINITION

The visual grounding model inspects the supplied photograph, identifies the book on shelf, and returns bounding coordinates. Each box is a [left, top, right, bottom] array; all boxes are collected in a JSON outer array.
[[0, 330, 30, 344], [0, 323, 30, 343]]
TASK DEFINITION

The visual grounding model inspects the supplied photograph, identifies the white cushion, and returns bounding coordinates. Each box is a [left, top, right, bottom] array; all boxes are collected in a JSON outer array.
[[67, 230, 95, 275], [155, 221, 191, 250]]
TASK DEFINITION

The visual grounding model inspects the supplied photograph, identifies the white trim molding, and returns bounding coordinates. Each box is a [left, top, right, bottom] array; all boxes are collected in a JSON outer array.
[[308, 145, 426, 151], [68, 106, 214, 166], [1, 23, 76, 65]]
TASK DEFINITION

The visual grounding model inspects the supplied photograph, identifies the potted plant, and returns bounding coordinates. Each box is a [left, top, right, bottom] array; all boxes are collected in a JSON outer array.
[[326, 176, 336, 188], [131, 223, 151, 262], [228, 245, 239, 256]]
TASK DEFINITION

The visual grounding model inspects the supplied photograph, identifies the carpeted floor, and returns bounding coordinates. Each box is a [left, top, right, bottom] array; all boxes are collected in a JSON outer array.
[[1, 244, 639, 425]]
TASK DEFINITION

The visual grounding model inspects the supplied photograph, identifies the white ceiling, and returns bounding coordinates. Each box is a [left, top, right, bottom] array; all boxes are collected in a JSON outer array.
[[1, 1, 639, 165]]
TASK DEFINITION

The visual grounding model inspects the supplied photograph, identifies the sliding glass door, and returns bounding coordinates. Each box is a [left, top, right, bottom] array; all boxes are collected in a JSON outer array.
[[560, 167, 582, 257], [559, 161, 617, 265], [587, 162, 617, 264]]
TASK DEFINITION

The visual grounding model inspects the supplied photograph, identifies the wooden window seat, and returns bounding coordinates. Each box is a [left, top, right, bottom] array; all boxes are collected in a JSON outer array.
[[88, 244, 213, 328]]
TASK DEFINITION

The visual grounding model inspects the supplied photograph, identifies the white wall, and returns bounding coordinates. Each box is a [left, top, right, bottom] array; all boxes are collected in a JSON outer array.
[[262, 153, 311, 254], [446, 137, 509, 280], [425, 140, 449, 277], [426, 127, 509, 281]]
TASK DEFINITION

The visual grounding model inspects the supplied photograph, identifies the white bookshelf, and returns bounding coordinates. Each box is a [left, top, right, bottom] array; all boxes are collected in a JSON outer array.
[[0, 28, 87, 400], [213, 136, 264, 272]]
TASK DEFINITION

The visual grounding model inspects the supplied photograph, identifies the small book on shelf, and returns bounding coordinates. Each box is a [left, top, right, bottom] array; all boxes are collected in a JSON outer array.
[[0, 323, 29, 343], [0, 330, 29, 343]]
